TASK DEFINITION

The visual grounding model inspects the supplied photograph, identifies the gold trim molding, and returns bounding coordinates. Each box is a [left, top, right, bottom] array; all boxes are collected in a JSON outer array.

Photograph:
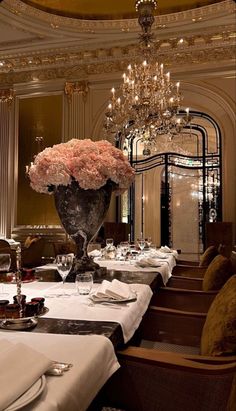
[[0, 38, 234, 85], [64, 81, 89, 103], [0, 28, 234, 82], [3, 0, 235, 32], [0, 89, 14, 105]]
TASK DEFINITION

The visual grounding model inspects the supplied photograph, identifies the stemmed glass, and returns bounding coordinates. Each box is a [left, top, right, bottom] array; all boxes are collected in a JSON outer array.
[[119, 241, 130, 262], [145, 237, 152, 248], [0, 253, 11, 297], [106, 238, 114, 248], [137, 238, 146, 255], [55, 254, 73, 297]]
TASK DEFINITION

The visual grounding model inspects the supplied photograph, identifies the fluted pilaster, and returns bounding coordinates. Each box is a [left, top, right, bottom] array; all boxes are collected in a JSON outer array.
[[64, 81, 89, 140], [0, 101, 12, 237]]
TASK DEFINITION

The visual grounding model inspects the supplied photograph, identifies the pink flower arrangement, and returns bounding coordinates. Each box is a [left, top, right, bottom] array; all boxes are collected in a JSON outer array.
[[29, 138, 135, 194]]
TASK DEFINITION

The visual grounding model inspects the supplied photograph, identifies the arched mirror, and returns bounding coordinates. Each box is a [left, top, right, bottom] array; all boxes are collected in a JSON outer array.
[[120, 110, 222, 258]]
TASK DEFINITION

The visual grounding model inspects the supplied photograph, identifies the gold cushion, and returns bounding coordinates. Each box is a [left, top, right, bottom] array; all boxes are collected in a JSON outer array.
[[199, 245, 218, 267], [200, 275, 236, 356], [202, 255, 233, 291]]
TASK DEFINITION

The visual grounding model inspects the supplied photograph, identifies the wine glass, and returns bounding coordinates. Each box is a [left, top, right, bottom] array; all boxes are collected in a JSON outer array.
[[119, 241, 130, 262], [106, 238, 114, 248], [137, 238, 146, 255], [0, 253, 11, 297], [145, 237, 152, 248], [55, 254, 73, 297]]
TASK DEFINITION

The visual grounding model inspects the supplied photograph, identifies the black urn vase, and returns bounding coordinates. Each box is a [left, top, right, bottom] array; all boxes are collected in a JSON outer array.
[[54, 179, 113, 280]]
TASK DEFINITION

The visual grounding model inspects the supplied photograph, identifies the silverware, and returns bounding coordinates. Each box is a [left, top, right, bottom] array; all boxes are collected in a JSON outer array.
[[88, 301, 123, 309], [52, 361, 73, 371], [46, 367, 64, 376], [46, 361, 73, 376]]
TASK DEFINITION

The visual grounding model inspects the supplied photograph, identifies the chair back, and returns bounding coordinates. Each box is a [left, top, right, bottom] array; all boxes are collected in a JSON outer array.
[[103, 222, 130, 246], [0, 240, 17, 270], [21, 237, 45, 268]]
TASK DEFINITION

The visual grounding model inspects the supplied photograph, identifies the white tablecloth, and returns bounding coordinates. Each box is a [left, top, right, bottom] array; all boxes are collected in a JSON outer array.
[[93, 253, 176, 285], [0, 332, 120, 411], [3, 281, 153, 343], [36, 252, 176, 286]]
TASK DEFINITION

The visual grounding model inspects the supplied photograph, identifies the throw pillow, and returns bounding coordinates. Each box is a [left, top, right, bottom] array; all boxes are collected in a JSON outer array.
[[202, 254, 233, 291], [199, 245, 218, 267], [200, 275, 236, 356]]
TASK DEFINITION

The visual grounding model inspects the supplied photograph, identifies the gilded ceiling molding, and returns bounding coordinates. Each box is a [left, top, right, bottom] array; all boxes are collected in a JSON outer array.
[[0, 28, 234, 77], [0, 88, 14, 106], [64, 81, 89, 103], [3, 0, 235, 32], [0, 44, 234, 86]]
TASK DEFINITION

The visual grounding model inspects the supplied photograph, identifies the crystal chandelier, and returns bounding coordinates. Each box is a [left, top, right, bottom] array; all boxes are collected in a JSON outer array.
[[104, 0, 192, 155]]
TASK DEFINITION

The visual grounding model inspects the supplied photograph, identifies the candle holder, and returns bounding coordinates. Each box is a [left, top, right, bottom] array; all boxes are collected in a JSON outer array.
[[15, 245, 23, 318]]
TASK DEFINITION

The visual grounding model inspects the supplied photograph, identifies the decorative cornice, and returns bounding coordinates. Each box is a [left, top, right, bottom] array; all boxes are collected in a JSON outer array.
[[64, 81, 89, 103], [3, 0, 235, 32], [0, 43, 234, 86], [0, 28, 234, 78]]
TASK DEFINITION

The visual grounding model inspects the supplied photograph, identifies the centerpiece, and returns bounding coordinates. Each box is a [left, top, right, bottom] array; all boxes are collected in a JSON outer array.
[[28, 138, 135, 278]]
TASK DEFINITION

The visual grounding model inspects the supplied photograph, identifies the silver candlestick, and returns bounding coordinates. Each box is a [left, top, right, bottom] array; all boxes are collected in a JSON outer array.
[[15, 245, 23, 318]]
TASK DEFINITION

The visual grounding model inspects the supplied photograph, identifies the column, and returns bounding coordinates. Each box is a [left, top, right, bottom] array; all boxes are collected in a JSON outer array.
[[0, 89, 14, 237], [64, 81, 89, 141]]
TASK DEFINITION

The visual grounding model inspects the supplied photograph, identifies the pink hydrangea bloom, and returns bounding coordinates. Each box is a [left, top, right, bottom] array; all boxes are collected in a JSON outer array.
[[29, 138, 135, 194]]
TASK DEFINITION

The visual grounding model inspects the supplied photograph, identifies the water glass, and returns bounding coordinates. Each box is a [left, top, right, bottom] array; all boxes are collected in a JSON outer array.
[[75, 272, 93, 295]]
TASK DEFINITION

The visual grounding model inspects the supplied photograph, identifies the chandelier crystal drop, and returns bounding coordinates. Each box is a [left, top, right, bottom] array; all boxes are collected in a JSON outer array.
[[104, 0, 192, 155]]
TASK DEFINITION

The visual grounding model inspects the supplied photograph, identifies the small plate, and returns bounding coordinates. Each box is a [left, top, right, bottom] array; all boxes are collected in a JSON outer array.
[[0, 317, 38, 330], [5, 376, 46, 411], [0, 307, 49, 330]]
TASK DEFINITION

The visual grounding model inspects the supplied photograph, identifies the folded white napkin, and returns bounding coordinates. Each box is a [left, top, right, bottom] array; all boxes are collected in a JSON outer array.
[[160, 245, 172, 253], [149, 251, 168, 259], [88, 249, 102, 258], [159, 246, 178, 258], [0, 339, 52, 411], [91, 279, 132, 301], [136, 257, 162, 268]]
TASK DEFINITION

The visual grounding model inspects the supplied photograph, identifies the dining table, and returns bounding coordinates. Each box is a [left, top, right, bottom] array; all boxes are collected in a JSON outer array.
[[0, 273, 154, 348], [0, 331, 120, 411], [0, 249, 177, 411]]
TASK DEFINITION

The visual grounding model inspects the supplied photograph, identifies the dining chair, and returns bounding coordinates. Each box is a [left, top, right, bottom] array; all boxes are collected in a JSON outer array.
[[177, 243, 221, 265], [168, 251, 235, 291], [173, 253, 233, 286], [150, 253, 234, 313], [0, 239, 16, 271], [21, 237, 45, 268], [174, 244, 226, 277], [94, 275, 236, 411]]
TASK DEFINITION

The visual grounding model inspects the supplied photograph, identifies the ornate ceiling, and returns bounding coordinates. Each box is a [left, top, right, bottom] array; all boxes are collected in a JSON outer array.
[[0, 0, 235, 86], [21, 0, 224, 20]]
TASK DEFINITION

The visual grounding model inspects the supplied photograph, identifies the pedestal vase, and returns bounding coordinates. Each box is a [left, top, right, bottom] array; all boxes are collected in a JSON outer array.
[[54, 179, 113, 280]]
